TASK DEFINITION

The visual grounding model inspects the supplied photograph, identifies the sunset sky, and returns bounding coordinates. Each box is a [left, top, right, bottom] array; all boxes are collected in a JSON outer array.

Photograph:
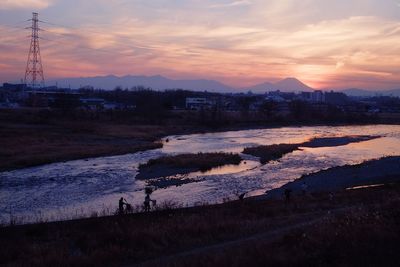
[[1, 0, 400, 90]]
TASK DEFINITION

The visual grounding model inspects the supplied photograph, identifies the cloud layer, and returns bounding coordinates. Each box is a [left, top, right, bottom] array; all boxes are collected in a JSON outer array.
[[1, 0, 400, 90], [0, 0, 54, 10]]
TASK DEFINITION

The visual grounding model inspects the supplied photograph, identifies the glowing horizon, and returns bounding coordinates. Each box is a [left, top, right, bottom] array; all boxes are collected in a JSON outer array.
[[1, 0, 400, 90]]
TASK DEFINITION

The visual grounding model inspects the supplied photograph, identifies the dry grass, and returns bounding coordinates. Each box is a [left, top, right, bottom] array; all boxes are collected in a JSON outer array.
[[0, 108, 252, 171], [0, 121, 178, 171], [166, 206, 400, 267], [243, 144, 300, 164], [0, 108, 379, 171], [139, 152, 242, 172], [1, 184, 400, 267]]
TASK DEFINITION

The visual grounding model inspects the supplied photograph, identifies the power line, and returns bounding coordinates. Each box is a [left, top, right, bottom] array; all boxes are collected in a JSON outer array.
[[6, 17, 166, 53], [0, 26, 28, 36], [1, 28, 141, 58], [38, 28, 159, 57], [41, 22, 158, 52], [4, 16, 189, 72], [3, 21, 147, 59], [39, 36, 132, 56], [39, 19, 168, 48]]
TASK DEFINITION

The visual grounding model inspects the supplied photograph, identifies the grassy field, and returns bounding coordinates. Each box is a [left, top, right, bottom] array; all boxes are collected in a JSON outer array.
[[0, 108, 257, 171], [1, 183, 399, 266], [137, 152, 242, 180], [0, 122, 172, 172], [243, 143, 300, 164], [0, 108, 212, 171], [0, 107, 382, 172]]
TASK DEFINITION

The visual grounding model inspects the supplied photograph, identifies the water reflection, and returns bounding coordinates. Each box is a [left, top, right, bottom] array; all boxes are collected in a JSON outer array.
[[1, 125, 400, 223], [192, 160, 260, 176]]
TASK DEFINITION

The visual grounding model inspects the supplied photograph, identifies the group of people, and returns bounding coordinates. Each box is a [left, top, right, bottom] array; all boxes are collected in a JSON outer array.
[[118, 182, 309, 214], [118, 188, 156, 215]]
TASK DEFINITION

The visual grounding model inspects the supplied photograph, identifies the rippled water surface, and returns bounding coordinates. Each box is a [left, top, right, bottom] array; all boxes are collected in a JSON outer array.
[[1, 125, 400, 223]]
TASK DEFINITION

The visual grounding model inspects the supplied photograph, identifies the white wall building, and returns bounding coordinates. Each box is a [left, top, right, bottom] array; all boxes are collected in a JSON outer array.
[[185, 97, 215, 110]]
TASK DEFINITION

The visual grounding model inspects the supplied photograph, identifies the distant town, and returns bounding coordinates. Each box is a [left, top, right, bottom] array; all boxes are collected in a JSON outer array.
[[1, 82, 400, 125]]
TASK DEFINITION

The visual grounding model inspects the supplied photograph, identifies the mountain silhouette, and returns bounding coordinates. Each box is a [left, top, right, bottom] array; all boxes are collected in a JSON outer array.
[[244, 77, 314, 93], [49, 75, 315, 93], [50, 75, 234, 92], [275, 77, 314, 92], [340, 88, 400, 97]]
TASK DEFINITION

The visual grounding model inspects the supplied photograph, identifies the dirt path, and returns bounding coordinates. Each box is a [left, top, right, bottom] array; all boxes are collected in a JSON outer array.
[[128, 206, 354, 267]]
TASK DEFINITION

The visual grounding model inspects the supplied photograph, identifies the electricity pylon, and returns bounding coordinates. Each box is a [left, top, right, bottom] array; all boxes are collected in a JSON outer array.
[[24, 12, 45, 88]]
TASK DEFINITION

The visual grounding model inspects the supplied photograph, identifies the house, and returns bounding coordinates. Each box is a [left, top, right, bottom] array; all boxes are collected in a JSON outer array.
[[185, 97, 215, 110], [311, 90, 325, 102], [80, 98, 105, 109]]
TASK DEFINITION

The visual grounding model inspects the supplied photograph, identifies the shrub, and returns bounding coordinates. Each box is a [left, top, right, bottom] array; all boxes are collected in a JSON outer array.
[[139, 152, 242, 172], [243, 144, 299, 164]]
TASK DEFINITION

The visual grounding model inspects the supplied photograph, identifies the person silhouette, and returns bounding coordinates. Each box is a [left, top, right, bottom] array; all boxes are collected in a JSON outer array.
[[144, 194, 151, 212], [284, 188, 292, 204], [301, 182, 308, 196], [143, 187, 155, 212], [119, 197, 127, 215]]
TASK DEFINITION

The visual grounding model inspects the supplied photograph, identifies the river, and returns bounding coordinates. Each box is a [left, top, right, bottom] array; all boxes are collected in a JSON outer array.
[[1, 124, 400, 223]]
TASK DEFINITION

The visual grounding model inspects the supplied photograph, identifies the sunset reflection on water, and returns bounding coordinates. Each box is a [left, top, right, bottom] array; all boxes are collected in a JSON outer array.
[[2, 124, 400, 223]]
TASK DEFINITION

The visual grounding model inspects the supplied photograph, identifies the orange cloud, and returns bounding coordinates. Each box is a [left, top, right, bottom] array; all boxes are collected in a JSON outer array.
[[1, 1, 400, 90], [0, 0, 55, 10]]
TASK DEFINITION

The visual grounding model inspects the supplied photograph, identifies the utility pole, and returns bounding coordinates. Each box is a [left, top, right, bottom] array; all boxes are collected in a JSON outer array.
[[24, 12, 45, 88]]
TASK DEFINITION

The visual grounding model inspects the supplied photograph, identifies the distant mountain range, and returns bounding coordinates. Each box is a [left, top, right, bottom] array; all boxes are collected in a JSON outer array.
[[50, 75, 234, 92], [49, 75, 313, 93], [243, 77, 314, 93], [340, 88, 400, 97], [47, 75, 400, 97]]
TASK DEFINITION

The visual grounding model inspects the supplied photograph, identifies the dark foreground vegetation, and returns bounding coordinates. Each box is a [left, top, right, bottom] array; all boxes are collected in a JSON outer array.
[[137, 152, 242, 179], [243, 135, 378, 164], [1, 182, 400, 267]]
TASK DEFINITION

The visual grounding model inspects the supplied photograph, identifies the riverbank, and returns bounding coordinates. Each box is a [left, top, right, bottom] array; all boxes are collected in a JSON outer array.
[[1, 179, 399, 266], [243, 135, 379, 164], [0, 118, 263, 172], [265, 156, 400, 199], [0, 108, 385, 172], [0, 122, 167, 172]]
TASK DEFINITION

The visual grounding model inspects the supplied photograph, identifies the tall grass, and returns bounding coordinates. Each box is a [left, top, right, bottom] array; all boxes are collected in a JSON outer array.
[[243, 144, 300, 164], [139, 152, 242, 172], [1, 184, 399, 266], [0, 120, 166, 171]]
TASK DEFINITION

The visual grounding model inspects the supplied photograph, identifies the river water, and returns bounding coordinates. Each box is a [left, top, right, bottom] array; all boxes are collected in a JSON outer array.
[[1, 125, 400, 223]]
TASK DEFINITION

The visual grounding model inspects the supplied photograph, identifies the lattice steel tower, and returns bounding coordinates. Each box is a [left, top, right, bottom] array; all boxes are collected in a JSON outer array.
[[24, 12, 45, 88]]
